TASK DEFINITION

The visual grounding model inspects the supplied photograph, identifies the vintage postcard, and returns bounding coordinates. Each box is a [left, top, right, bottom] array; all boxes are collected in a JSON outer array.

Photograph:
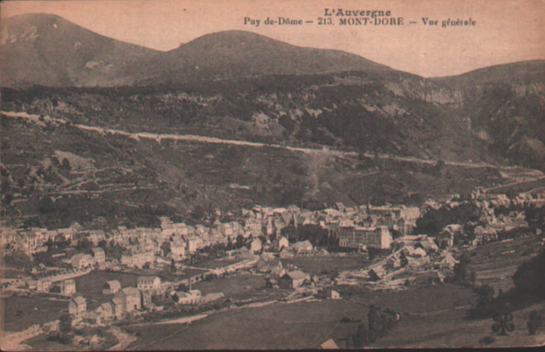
[[1, 0, 544, 350]]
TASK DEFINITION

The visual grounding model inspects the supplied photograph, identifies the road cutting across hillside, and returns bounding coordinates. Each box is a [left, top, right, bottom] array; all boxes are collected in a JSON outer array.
[[2, 110, 542, 175]]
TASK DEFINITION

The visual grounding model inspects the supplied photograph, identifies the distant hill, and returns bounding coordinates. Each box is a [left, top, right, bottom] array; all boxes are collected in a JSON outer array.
[[1, 14, 544, 173], [435, 60, 545, 84], [434, 60, 545, 170], [1, 14, 544, 226], [124, 30, 393, 85], [0, 71, 499, 166], [0, 13, 159, 87], [0, 14, 393, 87]]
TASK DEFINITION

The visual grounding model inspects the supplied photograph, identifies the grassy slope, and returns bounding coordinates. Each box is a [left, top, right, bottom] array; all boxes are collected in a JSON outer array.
[[2, 295, 68, 332], [1, 70, 491, 164], [125, 235, 545, 349], [1, 115, 507, 228]]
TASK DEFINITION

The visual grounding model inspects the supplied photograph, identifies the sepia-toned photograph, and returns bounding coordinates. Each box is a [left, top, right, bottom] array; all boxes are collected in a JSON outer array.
[[0, 0, 544, 349]]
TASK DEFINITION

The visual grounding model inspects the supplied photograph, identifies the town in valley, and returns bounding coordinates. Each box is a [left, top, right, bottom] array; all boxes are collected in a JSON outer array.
[[2, 184, 545, 349], [1, 3, 545, 350]]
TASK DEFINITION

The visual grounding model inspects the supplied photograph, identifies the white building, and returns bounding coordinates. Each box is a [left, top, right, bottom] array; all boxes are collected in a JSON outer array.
[[103, 280, 121, 295], [277, 236, 289, 251], [116, 287, 141, 314], [92, 247, 106, 266], [121, 251, 154, 268], [174, 289, 202, 305], [70, 253, 94, 269], [170, 240, 186, 260], [68, 296, 87, 317], [137, 276, 162, 292], [338, 226, 392, 250], [95, 302, 114, 325], [36, 278, 51, 292], [250, 238, 263, 254], [61, 279, 76, 296], [186, 236, 203, 254]]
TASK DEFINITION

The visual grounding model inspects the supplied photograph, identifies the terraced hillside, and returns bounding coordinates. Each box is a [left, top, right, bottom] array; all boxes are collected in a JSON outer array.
[[0, 110, 507, 228]]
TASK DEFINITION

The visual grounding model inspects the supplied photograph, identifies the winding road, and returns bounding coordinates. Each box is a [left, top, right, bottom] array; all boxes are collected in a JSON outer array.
[[1, 110, 525, 170]]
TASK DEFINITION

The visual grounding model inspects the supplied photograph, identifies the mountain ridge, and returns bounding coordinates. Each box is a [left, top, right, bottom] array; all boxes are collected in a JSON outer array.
[[1, 13, 544, 172], [2, 13, 544, 87], [0, 13, 161, 87], [1, 13, 393, 87]]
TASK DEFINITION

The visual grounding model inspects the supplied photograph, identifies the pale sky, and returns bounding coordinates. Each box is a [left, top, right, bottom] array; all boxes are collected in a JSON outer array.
[[2, 0, 544, 77]]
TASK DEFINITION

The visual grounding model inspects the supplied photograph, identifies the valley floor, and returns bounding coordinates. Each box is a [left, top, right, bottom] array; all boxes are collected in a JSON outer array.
[[124, 234, 543, 350]]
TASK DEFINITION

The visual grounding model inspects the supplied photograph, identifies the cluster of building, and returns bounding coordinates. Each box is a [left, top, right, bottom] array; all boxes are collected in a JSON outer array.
[[3, 189, 542, 302], [1, 203, 420, 262], [256, 255, 341, 299], [321, 204, 420, 250], [68, 275, 161, 326], [1, 222, 83, 255], [33, 269, 90, 293], [66, 273, 226, 327], [71, 247, 106, 269], [434, 188, 542, 247], [338, 234, 458, 290]]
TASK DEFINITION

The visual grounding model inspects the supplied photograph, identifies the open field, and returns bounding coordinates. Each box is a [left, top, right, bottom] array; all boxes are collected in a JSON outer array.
[[190, 257, 241, 269], [341, 284, 474, 315], [125, 283, 474, 350], [193, 271, 270, 301], [127, 280, 545, 349], [127, 299, 363, 350], [283, 255, 366, 275], [124, 233, 545, 350], [1, 294, 68, 332], [468, 233, 544, 292], [375, 298, 545, 348], [25, 335, 80, 351], [370, 235, 545, 348]]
